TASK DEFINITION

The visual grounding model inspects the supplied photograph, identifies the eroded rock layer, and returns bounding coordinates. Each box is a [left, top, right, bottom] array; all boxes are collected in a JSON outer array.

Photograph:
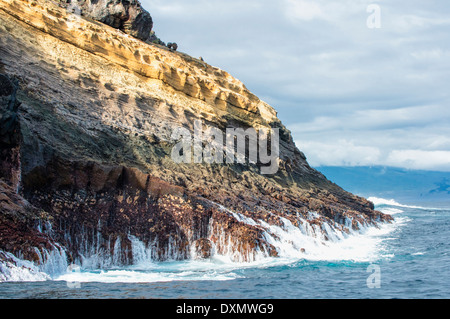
[[0, 0, 392, 269]]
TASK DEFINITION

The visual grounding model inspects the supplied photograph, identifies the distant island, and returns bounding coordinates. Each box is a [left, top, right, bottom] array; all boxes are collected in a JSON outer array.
[[316, 166, 450, 204]]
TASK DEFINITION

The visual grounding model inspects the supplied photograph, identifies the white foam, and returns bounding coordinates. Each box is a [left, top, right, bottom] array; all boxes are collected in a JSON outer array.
[[0, 251, 50, 282], [411, 252, 426, 256], [265, 216, 400, 262], [56, 269, 240, 283], [2, 197, 409, 284], [53, 211, 404, 284], [379, 207, 404, 215], [0, 243, 68, 282], [368, 196, 436, 210], [213, 208, 401, 263], [55, 258, 244, 283]]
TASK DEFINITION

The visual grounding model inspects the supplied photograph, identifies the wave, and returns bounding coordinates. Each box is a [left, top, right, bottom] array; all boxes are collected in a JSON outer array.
[[3, 214, 403, 284], [0, 244, 68, 283], [55, 266, 242, 284], [0, 251, 52, 282], [368, 197, 423, 209], [2, 201, 406, 284], [368, 196, 448, 211], [213, 204, 400, 263], [378, 207, 404, 215], [239, 213, 400, 263], [53, 214, 403, 284]]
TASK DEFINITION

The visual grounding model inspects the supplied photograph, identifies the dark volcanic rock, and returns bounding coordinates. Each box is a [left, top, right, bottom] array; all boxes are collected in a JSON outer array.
[[0, 74, 21, 190], [192, 238, 213, 259], [0, 180, 56, 264], [64, 0, 153, 42], [0, 74, 20, 145]]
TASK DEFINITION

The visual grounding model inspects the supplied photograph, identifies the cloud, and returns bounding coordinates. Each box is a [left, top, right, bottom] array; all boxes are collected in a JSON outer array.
[[284, 0, 325, 22], [141, 0, 450, 171], [296, 140, 382, 167], [296, 142, 450, 172], [386, 150, 450, 171], [291, 104, 450, 133]]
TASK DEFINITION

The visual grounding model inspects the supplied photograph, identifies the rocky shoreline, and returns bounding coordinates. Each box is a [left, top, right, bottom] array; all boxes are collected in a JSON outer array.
[[0, 0, 392, 277]]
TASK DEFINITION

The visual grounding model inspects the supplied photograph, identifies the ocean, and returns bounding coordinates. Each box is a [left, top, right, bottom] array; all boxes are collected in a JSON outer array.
[[1, 197, 449, 299]]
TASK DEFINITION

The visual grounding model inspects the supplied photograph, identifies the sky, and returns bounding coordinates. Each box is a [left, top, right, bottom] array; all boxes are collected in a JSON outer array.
[[142, 0, 450, 171]]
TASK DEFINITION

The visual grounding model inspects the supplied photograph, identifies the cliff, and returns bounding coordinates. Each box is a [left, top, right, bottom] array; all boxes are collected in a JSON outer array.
[[0, 0, 392, 269]]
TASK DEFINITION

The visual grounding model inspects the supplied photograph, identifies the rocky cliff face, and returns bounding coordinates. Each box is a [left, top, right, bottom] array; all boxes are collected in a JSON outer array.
[[61, 0, 154, 42], [0, 0, 392, 270]]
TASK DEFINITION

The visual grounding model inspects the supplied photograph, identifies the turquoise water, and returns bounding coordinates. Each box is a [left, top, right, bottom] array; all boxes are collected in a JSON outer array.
[[1, 198, 449, 299]]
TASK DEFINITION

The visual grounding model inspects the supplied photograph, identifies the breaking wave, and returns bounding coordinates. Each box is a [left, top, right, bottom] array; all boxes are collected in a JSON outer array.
[[216, 206, 400, 264], [368, 196, 447, 212], [1, 199, 406, 283], [0, 244, 67, 282]]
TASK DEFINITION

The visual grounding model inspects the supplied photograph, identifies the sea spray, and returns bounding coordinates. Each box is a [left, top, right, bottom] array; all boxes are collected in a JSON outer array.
[[1, 200, 402, 283], [212, 204, 399, 263], [0, 245, 67, 282]]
